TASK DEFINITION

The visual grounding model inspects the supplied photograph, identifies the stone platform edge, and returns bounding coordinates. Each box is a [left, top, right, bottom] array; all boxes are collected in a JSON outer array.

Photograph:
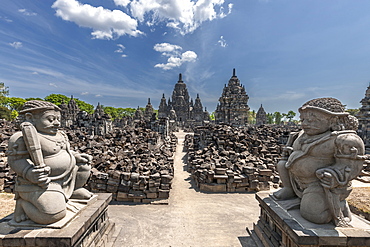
[[248, 192, 370, 247], [0, 193, 114, 247]]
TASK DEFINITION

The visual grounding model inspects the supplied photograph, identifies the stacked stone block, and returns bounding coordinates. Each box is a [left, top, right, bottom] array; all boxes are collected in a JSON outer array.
[[185, 124, 298, 192], [1, 120, 177, 203]]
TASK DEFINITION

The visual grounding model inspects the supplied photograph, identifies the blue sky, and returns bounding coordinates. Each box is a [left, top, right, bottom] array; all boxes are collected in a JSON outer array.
[[2, 0, 370, 114]]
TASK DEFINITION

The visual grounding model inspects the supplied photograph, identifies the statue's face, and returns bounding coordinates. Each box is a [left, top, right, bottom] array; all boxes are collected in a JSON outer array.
[[32, 110, 61, 135], [300, 109, 331, 136]]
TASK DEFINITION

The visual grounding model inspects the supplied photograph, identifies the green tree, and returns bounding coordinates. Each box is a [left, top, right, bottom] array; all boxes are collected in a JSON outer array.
[[0, 83, 10, 119], [25, 97, 44, 101], [209, 112, 215, 121], [248, 110, 256, 124], [0, 106, 11, 120], [44, 94, 69, 105], [121, 108, 136, 117], [74, 99, 94, 114], [103, 106, 118, 120], [273, 112, 282, 124], [346, 108, 359, 116], [5, 97, 26, 111], [285, 110, 296, 122], [44, 94, 94, 114], [0, 82, 9, 106], [267, 113, 274, 124]]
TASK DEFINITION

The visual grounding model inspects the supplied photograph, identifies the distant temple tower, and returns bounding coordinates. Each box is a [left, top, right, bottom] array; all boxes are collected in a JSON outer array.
[[144, 98, 154, 121], [158, 73, 209, 128], [256, 104, 267, 125], [60, 96, 80, 127], [357, 84, 370, 147], [215, 69, 250, 126], [171, 73, 190, 125]]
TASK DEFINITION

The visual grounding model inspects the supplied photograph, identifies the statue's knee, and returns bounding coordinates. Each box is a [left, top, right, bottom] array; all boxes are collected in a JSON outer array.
[[36, 191, 66, 215], [300, 193, 331, 224]]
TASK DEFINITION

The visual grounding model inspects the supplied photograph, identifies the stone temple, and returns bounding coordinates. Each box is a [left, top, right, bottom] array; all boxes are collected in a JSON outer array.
[[357, 84, 370, 148], [256, 104, 267, 125], [158, 73, 210, 128], [215, 69, 250, 126]]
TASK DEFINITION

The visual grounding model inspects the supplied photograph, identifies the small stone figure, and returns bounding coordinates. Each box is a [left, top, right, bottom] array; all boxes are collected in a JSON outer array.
[[273, 98, 366, 226], [7, 100, 93, 225]]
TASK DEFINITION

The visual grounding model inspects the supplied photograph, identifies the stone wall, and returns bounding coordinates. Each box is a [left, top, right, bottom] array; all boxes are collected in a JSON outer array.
[[185, 124, 299, 192]]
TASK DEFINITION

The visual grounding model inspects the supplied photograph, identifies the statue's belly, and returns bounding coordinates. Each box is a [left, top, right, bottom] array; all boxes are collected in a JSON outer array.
[[290, 156, 334, 184], [44, 151, 74, 177]]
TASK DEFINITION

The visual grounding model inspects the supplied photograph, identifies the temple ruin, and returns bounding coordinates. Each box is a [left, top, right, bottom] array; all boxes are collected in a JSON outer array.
[[158, 73, 210, 128], [215, 69, 250, 126], [256, 104, 267, 125], [357, 84, 370, 149]]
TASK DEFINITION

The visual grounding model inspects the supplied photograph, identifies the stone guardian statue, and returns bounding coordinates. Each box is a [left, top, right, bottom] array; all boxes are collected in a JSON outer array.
[[273, 97, 366, 227], [7, 100, 93, 225]]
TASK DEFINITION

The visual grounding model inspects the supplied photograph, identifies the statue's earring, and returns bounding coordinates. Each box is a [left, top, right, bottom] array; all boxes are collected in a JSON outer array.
[[330, 116, 342, 131], [24, 112, 34, 122]]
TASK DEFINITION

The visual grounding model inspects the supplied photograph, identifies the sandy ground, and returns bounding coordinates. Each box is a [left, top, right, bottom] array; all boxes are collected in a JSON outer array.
[[0, 192, 15, 219], [108, 131, 259, 247]]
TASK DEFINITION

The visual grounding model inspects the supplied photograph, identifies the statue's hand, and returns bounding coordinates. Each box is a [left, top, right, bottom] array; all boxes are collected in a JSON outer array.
[[26, 165, 51, 188], [74, 153, 92, 164], [316, 168, 339, 189]]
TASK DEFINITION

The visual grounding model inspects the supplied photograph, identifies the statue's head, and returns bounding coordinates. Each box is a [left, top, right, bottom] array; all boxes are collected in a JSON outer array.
[[299, 97, 357, 136], [18, 100, 61, 134]]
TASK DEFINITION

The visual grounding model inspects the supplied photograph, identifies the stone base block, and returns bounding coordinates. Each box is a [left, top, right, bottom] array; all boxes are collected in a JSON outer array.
[[0, 193, 115, 247], [199, 183, 226, 192], [248, 192, 370, 247]]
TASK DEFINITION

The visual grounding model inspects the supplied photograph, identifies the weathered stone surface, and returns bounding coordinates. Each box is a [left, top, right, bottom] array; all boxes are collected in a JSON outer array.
[[0, 193, 114, 247], [185, 124, 299, 193], [273, 98, 367, 226]]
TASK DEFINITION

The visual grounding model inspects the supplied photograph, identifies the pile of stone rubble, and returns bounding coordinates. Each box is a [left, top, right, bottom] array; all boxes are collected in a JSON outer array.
[[66, 126, 177, 203], [0, 120, 16, 193], [184, 124, 299, 192], [0, 120, 177, 203]]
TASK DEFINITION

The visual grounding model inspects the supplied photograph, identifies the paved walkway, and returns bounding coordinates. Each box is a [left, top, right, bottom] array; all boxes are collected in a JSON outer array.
[[109, 130, 259, 247]]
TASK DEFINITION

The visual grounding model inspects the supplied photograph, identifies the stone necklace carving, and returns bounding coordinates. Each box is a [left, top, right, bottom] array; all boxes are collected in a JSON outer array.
[[39, 132, 67, 150]]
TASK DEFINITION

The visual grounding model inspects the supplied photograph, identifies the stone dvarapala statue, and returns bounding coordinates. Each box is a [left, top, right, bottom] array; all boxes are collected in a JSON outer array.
[[7, 100, 93, 225], [273, 97, 366, 227]]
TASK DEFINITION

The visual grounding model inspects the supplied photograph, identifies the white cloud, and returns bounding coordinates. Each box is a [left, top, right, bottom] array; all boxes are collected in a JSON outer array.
[[154, 43, 182, 55], [0, 16, 13, 22], [115, 44, 128, 57], [32, 71, 39, 75], [115, 44, 125, 53], [217, 35, 227, 47], [81, 92, 89, 95], [9, 42, 23, 49], [154, 42, 197, 70], [52, 0, 143, 39], [95, 94, 102, 97], [49, 83, 58, 87], [18, 9, 37, 16], [129, 0, 233, 35], [114, 0, 131, 7]]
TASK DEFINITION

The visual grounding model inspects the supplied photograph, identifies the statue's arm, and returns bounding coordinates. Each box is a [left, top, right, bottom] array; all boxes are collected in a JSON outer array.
[[8, 132, 50, 186], [316, 133, 365, 188], [7, 132, 33, 177]]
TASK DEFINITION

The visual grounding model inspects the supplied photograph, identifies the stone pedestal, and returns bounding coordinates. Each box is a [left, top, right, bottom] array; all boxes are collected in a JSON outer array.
[[0, 193, 114, 247], [249, 192, 370, 247]]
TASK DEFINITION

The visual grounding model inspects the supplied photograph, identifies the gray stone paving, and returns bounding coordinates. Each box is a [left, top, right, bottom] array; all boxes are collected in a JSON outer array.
[[108, 130, 259, 247]]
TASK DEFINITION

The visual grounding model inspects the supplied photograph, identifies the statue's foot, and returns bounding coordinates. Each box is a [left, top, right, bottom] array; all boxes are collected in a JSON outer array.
[[272, 187, 296, 200], [71, 188, 93, 199], [14, 200, 29, 222]]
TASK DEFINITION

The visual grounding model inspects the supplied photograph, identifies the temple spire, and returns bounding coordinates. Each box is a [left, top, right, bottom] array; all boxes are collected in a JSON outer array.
[[148, 98, 151, 104], [179, 73, 183, 82], [233, 68, 236, 77]]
